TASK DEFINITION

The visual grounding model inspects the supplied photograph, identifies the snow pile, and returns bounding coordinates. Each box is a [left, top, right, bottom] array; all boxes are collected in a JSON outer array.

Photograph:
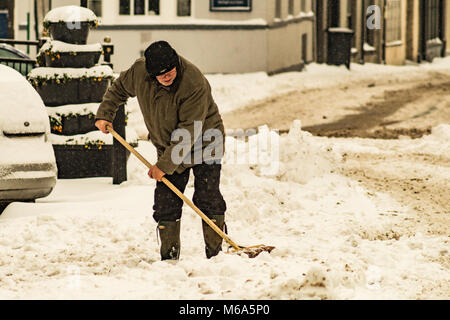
[[0, 65, 49, 134], [0, 138, 56, 169], [49, 127, 139, 146], [46, 103, 100, 119], [0, 122, 449, 299], [427, 124, 450, 143], [44, 6, 97, 23], [124, 97, 148, 140], [40, 40, 102, 53], [222, 120, 340, 184], [28, 65, 114, 80], [275, 120, 341, 184], [125, 139, 158, 184]]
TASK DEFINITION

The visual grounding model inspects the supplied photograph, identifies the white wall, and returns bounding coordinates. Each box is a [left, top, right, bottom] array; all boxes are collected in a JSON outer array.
[[14, 0, 314, 74], [89, 28, 268, 73]]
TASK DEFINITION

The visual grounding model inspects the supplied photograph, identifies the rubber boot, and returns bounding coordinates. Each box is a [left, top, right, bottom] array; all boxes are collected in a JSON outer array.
[[157, 219, 181, 261], [202, 215, 225, 259]]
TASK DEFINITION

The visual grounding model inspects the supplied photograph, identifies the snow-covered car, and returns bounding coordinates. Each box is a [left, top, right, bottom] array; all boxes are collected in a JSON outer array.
[[0, 64, 57, 211]]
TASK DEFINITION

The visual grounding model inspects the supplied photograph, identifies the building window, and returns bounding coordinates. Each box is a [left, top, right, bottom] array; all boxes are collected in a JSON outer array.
[[426, 0, 440, 41], [148, 0, 159, 15], [288, 0, 294, 15], [386, 0, 402, 43], [275, 0, 281, 19], [134, 0, 144, 15], [177, 0, 191, 17], [119, 0, 130, 15], [347, 0, 357, 48], [87, 0, 102, 17], [302, 33, 308, 62], [119, 0, 159, 16], [300, 0, 306, 12], [328, 0, 340, 27]]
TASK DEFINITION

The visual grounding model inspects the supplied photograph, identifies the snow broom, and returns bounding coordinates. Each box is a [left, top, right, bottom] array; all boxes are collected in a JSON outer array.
[[107, 125, 275, 258]]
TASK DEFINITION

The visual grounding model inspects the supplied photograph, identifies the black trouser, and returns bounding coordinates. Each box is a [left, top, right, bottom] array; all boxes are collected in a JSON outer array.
[[153, 163, 226, 222]]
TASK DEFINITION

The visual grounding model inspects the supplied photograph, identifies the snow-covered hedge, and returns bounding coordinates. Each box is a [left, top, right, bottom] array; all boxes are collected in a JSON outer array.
[[40, 40, 102, 54], [28, 65, 114, 87], [37, 41, 103, 68]]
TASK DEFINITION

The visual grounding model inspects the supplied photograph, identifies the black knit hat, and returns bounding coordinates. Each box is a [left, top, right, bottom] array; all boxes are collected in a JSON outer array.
[[144, 41, 179, 77]]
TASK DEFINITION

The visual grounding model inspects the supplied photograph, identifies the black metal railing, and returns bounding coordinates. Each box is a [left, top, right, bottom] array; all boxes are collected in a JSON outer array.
[[0, 38, 44, 76], [0, 56, 37, 75], [0, 38, 45, 47]]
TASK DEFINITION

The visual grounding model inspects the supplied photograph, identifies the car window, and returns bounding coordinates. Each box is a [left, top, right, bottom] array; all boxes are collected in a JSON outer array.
[[0, 47, 23, 58], [0, 46, 35, 76]]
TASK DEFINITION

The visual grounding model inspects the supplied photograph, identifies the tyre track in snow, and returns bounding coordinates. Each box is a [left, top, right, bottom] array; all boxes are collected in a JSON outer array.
[[222, 71, 450, 139]]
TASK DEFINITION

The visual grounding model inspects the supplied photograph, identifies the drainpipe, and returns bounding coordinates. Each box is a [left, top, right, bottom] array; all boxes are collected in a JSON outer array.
[[312, 0, 317, 62], [360, 0, 365, 64], [26, 12, 30, 54], [382, 0, 386, 64], [440, 0, 446, 56], [34, 0, 39, 40]]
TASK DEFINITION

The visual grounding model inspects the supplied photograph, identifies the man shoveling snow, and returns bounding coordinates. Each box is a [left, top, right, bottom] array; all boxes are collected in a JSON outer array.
[[95, 41, 227, 261]]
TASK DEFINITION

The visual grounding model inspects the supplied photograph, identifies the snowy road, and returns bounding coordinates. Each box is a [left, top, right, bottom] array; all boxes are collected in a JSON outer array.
[[222, 60, 450, 139]]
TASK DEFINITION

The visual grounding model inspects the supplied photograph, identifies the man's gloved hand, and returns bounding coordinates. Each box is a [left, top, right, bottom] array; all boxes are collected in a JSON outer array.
[[95, 120, 113, 134], [148, 165, 166, 182]]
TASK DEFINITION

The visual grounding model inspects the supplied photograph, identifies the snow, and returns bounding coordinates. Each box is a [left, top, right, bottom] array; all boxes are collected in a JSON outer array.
[[0, 138, 56, 168], [0, 58, 449, 300], [43, 6, 97, 23], [209, 55, 450, 114], [28, 65, 114, 80], [0, 65, 49, 135], [0, 65, 55, 173], [46, 103, 139, 146], [364, 43, 376, 52], [49, 127, 138, 146], [0, 65, 50, 137], [428, 38, 443, 45], [328, 27, 353, 33], [40, 40, 102, 53], [0, 121, 448, 299], [46, 103, 100, 119]]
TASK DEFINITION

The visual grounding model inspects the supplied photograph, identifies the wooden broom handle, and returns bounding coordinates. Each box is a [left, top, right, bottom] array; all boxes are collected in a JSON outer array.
[[106, 125, 241, 251]]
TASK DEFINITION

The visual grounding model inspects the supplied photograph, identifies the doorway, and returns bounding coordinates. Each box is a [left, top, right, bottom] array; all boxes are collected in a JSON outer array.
[[0, 0, 13, 38], [420, 0, 446, 61]]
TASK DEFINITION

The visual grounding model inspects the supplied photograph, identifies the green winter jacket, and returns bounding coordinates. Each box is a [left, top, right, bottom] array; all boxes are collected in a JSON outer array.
[[96, 56, 225, 175]]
